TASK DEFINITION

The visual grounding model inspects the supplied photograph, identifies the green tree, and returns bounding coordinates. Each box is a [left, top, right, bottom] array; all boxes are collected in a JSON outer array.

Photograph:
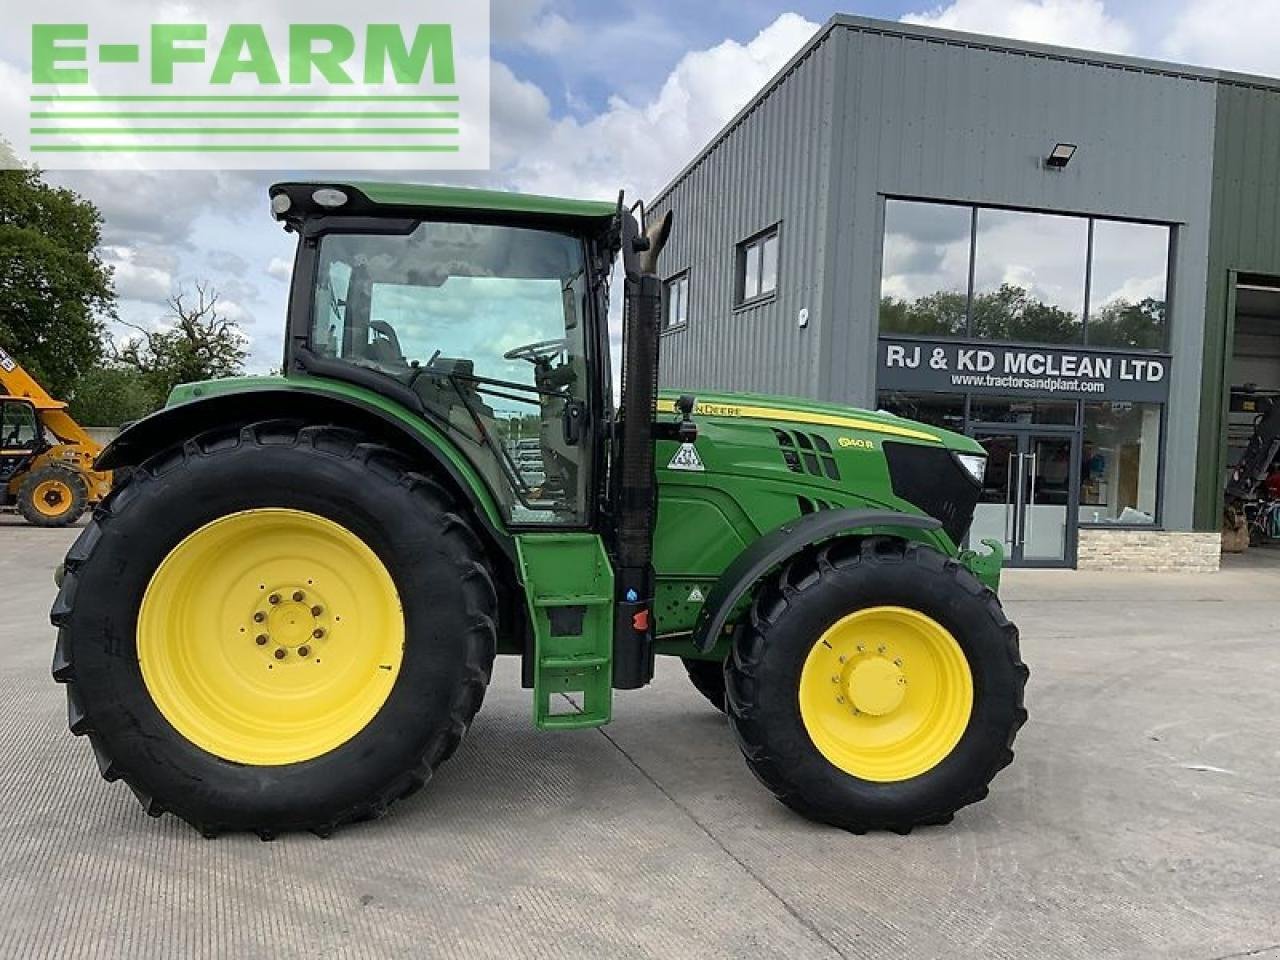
[[0, 147, 115, 397], [1087, 297, 1166, 350], [66, 365, 163, 427], [114, 283, 248, 401], [880, 290, 968, 336], [973, 284, 1080, 344]]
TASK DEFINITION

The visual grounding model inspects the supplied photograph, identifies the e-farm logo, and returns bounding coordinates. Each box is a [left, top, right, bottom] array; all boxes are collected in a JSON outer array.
[[11, 1, 490, 171]]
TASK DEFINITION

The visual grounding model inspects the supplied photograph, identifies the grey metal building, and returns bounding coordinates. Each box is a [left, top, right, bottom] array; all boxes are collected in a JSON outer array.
[[650, 14, 1280, 570]]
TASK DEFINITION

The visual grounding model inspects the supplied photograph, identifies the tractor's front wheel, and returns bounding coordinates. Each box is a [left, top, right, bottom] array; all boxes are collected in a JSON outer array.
[[725, 536, 1027, 833], [51, 422, 497, 837], [682, 657, 727, 713]]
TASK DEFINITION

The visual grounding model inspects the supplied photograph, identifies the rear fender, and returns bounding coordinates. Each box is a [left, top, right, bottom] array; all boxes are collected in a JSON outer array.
[[691, 509, 945, 652], [96, 387, 511, 560]]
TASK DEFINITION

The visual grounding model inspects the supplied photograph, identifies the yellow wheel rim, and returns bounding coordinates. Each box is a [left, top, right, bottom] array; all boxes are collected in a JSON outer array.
[[137, 508, 404, 766], [32, 479, 74, 518], [799, 606, 973, 782]]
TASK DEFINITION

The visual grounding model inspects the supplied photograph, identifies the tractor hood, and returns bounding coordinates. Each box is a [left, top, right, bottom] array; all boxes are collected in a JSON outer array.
[[657, 390, 981, 453]]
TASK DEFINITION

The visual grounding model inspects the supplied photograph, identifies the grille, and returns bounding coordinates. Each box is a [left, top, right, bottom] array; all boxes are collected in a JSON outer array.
[[882, 442, 981, 546], [773, 429, 840, 480], [796, 495, 841, 515]]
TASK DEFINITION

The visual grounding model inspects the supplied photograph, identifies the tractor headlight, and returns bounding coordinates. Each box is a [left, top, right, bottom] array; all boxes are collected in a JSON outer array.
[[953, 452, 987, 486]]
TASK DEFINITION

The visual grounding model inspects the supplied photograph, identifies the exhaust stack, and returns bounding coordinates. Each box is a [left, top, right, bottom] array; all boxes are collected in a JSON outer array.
[[611, 206, 673, 690]]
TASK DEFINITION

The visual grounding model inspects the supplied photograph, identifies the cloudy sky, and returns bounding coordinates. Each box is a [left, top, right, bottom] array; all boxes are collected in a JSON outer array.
[[7, 0, 1280, 370]]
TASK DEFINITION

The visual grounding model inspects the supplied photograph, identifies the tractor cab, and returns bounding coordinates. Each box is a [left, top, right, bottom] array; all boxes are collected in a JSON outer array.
[[270, 182, 619, 528]]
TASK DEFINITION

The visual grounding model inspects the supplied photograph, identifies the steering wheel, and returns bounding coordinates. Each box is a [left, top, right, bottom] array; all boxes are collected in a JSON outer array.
[[503, 338, 567, 365]]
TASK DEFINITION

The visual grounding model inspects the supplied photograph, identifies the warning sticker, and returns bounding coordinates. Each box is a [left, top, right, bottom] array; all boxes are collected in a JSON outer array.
[[687, 586, 705, 603], [667, 443, 705, 472]]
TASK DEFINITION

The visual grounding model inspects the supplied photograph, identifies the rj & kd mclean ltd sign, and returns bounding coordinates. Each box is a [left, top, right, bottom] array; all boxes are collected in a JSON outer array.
[[877, 338, 1171, 403]]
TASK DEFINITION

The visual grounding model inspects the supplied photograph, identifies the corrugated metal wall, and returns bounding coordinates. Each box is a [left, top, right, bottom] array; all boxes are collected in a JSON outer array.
[[649, 32, 836, 399], [1195, 83, 1280, 529]]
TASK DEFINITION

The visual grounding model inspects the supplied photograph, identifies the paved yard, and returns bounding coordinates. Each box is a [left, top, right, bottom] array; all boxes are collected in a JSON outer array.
[[0, 513, 1277, 959]]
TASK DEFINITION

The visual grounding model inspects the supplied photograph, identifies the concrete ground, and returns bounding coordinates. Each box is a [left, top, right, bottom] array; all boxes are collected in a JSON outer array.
[[0, 513, 1277, 960]]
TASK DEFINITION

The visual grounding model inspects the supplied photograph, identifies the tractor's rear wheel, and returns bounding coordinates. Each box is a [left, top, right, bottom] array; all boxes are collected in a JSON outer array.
[[725, 536, 1027, 833], [51, 421, 497, 838], [18, 465, 88, 527]]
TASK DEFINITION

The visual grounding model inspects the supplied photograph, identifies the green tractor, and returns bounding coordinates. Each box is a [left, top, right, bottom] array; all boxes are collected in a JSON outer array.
[[51, 182, 1027, 838]]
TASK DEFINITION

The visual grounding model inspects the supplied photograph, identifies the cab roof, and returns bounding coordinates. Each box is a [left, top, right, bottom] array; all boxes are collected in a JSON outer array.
[[269, 181, 618, 227]]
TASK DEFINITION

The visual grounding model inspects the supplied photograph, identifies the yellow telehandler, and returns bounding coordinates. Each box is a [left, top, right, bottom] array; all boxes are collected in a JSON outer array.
[[0, 346, 111, 527]]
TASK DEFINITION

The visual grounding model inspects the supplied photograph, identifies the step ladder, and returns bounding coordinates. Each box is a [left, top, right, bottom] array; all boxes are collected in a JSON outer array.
[[515, 533, 615, 729]]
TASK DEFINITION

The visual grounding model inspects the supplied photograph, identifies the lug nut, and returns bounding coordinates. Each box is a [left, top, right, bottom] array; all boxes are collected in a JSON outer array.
[[877, 645, 886, 654], [311, 605, 323, 616], [253, 611, 266, 623], [293, 590, 305, 602], [274, 648, 287, 660], [894, 658, 903, 667], [269, 593, 281, 605], [312, 628, 325, 639], [255, 634, 268, 646], [832, 675, 840, 683]]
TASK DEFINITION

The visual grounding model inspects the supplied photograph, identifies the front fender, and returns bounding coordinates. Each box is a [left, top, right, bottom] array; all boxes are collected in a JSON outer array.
[[691, 509, 945, 652]]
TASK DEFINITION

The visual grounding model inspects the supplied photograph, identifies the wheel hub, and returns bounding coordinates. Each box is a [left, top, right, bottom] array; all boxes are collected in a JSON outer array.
[[137, 509, 404, 766], [799, 606, 974, 782], [33, 479, 72, 516], [258, 588, 330, 657], [844, 655, 906, 716]]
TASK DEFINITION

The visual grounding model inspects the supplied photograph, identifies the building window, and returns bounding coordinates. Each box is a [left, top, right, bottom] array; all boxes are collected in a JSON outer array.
[[1086, 220, 1170, 350], [972, 209, 1087, 345], [738, 227, 779, 304], [878, 199, 1171, 350], [880, 201, 972, 337], [664, 272, 689, 330], [1081, 402, 1162, 525]]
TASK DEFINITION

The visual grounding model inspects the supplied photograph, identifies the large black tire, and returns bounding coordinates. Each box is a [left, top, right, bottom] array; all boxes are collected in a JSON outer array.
[[682, 657, 727, 713], [725, 536, 1028, 834], [18, 464, 88, 527], [51, 421, 497, 838]]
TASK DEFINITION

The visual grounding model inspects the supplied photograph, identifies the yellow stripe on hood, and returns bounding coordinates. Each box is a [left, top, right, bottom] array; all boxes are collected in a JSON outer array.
[[656, 400, 939, 443]]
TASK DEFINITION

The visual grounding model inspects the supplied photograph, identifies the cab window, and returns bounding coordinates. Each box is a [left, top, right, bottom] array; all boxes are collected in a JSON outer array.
[[0, 401, 40, 450], [311, 221, 592, 525]]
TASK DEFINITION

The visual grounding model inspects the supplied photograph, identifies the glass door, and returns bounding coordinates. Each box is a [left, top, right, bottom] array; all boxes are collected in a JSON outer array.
[[972, 428, 1078, 567]]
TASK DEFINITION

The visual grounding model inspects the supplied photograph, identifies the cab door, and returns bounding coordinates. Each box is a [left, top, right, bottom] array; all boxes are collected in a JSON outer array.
[[0, 400, 42, 488]]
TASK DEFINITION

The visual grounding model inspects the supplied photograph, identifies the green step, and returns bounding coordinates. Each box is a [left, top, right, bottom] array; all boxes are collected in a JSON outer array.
[[515, 533, 615, 730]]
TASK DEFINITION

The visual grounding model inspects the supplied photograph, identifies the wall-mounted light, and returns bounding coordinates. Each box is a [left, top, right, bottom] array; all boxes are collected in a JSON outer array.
[[1046, 143, 1077, 169]]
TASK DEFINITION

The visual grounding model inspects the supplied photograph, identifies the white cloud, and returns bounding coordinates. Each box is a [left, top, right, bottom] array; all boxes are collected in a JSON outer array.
[[492, 13, 821, 202], [1161, 0, 1280, 78], [267, 257, 293, 281], [902, 0, 1134, 54], [524, 12, 578, 55], [101, 246, 174, 304]]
